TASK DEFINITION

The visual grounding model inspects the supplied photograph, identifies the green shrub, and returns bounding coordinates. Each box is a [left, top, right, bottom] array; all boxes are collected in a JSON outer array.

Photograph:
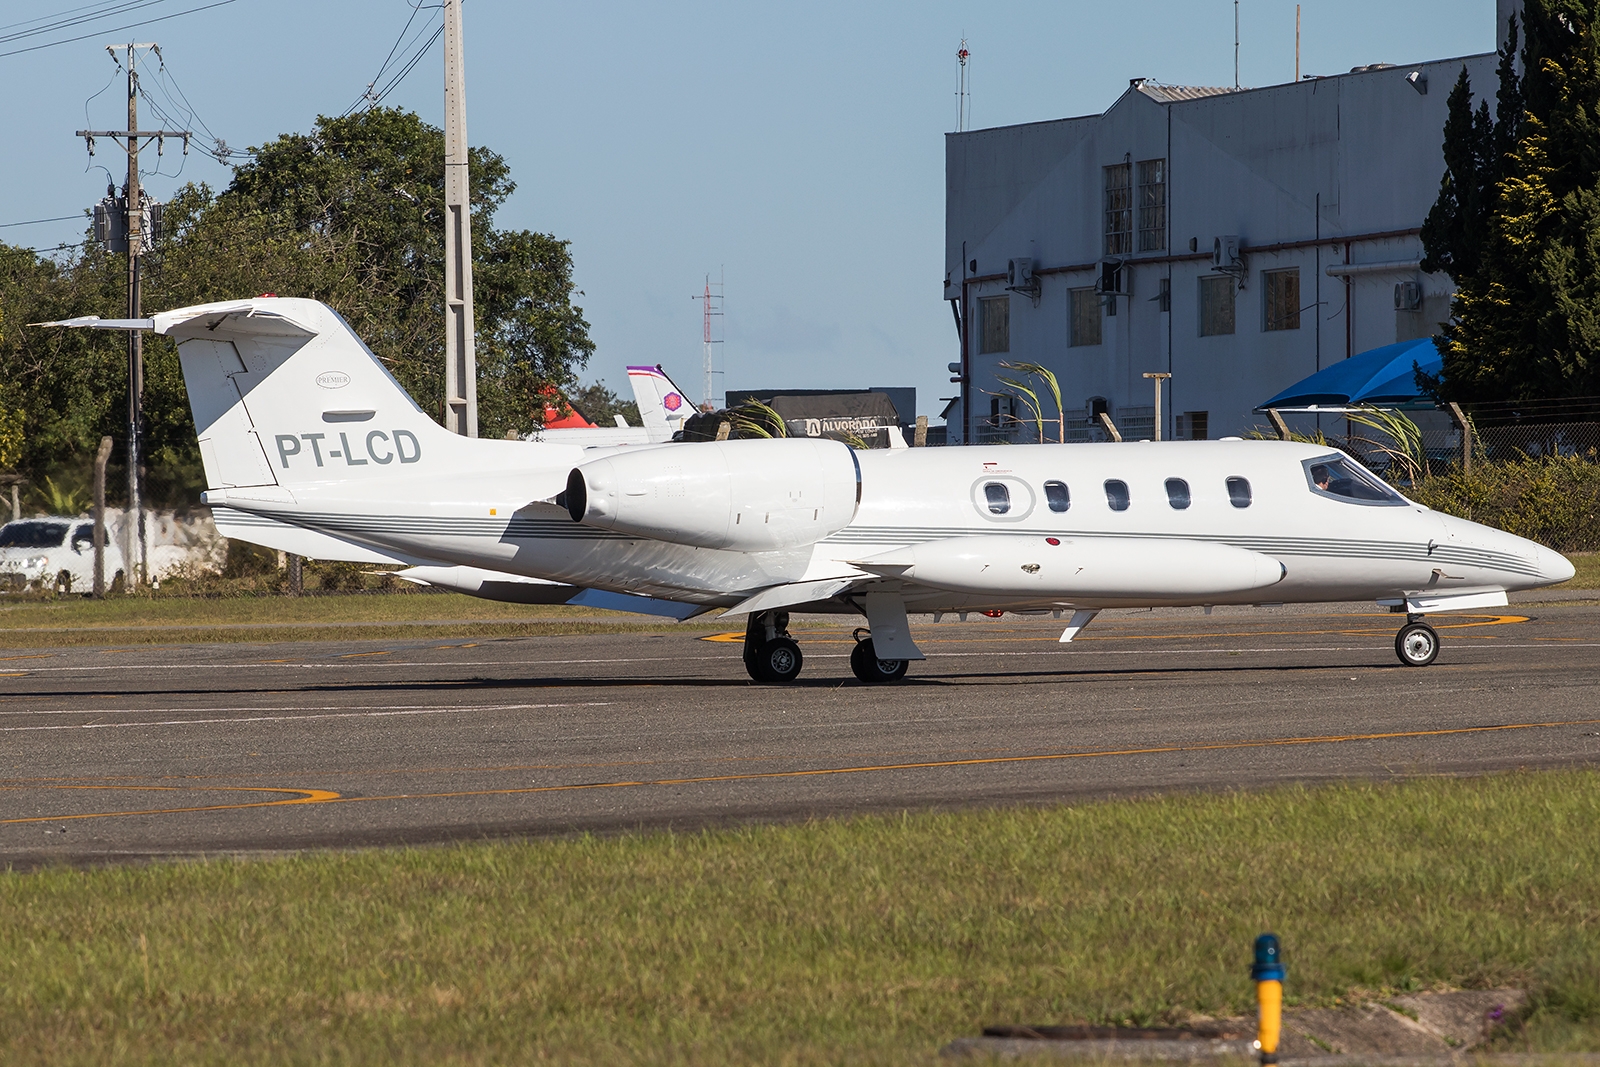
[[1409, 455, 1600, 551]]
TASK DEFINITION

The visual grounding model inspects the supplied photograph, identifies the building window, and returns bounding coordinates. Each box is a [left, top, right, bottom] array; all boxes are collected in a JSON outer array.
[[1264, 268, 1301, 331], [1070, 288, 1101, 347], [979, 295, 1009, 354], [1104, 163, 1132, 256], [1199, 275, 1235, 337], [1178, 411, 1209, 440], [1137, 159, 1166, 252]]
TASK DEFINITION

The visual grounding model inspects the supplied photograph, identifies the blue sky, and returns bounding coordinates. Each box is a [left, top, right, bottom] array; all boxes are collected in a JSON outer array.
[[1, 1, 1495, 417]]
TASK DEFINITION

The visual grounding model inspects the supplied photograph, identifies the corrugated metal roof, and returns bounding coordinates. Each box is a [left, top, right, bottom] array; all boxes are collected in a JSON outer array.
[[1134, 82, 1244, 102]]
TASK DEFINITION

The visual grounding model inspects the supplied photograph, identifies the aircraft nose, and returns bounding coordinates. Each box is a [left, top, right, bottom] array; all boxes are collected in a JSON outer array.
[[1541, 547, 1577, 586]]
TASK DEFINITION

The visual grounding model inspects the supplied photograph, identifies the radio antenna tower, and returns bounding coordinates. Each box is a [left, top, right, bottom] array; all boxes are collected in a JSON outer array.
[[956, 39, 970, 131], [694, 272, 724, 411]]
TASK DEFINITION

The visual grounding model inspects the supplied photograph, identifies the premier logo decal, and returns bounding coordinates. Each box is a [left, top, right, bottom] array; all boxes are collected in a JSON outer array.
[[274, 430, 421, 468], [316, 371, 352, 389]]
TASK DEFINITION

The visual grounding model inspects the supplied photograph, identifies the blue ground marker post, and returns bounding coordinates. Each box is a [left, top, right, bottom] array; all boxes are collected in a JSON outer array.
[[1252, 933, 1285, 1065]]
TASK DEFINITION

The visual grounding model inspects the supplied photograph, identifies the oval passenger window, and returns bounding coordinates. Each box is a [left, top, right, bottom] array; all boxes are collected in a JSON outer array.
[[1165, 478, 1191, 510], [1226, 476, 1252, 508], [984, 482, 1011, 515], [1044, 480, 1070, 512], [1104, 479, 1130, 512]]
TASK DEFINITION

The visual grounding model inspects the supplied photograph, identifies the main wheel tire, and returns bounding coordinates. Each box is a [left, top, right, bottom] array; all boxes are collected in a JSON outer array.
[[850, 638, 909, 684], [748, 636, 803, 683], [1395, 621, 1440, 667]]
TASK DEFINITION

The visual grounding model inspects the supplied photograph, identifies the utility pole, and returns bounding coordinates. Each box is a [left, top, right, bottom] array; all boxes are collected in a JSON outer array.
[[77, 42, 188, 587], [442, 0, 477, 437]]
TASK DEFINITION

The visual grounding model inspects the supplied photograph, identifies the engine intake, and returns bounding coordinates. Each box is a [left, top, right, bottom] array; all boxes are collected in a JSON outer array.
[[566, 438, 860, 552]]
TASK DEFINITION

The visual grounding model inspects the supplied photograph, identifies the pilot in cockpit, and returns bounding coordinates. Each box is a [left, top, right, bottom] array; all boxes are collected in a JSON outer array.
[[1310, 463, 1332, 492]]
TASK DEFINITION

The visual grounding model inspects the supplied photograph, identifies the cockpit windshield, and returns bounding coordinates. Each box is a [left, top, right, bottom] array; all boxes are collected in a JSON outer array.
[[1303, 455, 1406, 506]]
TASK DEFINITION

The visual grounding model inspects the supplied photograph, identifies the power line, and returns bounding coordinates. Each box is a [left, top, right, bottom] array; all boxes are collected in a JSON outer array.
[[0, 214, 87, 229], [342, 7, 443, 117], [0, 0, 170, 45], [0, 0, 240, 60]]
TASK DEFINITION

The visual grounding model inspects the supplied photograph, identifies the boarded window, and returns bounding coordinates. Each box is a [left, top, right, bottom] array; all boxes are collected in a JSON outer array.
[[1199, 275, 1235, 337], [1137, 159, 1166, 252], [1264, 268, 1301, 331], [979, 295, 1009, 354], [1104, 163, 1132, 256], [1070, 288, 1101, 347]]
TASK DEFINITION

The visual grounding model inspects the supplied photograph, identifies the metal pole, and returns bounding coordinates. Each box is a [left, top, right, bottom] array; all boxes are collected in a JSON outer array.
[[126, 44, 146, 587], [442, 0, 477, 437]]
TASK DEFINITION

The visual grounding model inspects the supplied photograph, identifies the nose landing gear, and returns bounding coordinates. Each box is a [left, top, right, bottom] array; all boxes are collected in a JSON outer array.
[[1395, 614, 1440, 667], [743, 610, 803, 683]]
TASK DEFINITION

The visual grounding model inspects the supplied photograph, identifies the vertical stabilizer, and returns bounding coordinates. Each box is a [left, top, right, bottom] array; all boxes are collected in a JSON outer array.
[[627, 364, 691, 442]]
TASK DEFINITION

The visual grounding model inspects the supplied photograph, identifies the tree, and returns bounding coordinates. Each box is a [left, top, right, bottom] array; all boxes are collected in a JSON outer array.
[[1429, 5, 1600, 401], [0, 108, 597, 503], [566, 380, 641, 428]]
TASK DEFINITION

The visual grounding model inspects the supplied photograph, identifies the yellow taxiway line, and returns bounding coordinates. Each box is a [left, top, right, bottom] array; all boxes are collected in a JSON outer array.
[[8, 714, 1597, 827]]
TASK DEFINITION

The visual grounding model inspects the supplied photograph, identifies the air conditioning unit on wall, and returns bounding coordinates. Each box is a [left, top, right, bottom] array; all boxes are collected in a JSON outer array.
[[1007, 257, 1041, 305], [1394, 280, 1423, 311]]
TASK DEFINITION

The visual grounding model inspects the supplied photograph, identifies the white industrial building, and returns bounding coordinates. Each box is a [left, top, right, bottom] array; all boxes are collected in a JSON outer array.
[[943, 5, 1519, 444]]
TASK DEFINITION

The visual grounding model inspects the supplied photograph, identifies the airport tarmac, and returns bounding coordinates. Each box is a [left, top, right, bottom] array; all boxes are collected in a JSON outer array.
[[3, 599, 1599, 867]]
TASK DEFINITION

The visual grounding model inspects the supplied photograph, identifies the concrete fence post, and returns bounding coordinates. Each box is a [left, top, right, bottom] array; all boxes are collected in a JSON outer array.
[[92, 436, 113, 599]]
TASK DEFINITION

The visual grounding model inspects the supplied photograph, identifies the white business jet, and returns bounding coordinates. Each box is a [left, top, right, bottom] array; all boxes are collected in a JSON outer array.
[[530, 364, 693, 448], [41, 297, 1575, 683]]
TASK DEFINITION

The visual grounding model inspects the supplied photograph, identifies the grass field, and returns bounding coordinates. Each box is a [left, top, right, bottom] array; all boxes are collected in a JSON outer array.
[[0, 591, 725, 647], [1555, 551, 1600, 591], [3, 773, 1599, 1065]]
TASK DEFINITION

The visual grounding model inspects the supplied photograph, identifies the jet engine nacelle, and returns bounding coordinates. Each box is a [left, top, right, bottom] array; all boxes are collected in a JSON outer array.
[[565, 438, 860, 552], [868, 534, 1286, 599]]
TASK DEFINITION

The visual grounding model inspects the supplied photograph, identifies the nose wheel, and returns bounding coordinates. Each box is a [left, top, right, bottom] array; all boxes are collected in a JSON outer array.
[[743, 610, 803, 683], [1395, 616, 1440, 667]]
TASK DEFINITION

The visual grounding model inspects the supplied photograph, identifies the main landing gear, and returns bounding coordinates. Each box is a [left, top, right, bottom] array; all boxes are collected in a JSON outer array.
[[743, 610, 803, 683], [1395, 614, 1440, 667], [849, 628, 909, 684]]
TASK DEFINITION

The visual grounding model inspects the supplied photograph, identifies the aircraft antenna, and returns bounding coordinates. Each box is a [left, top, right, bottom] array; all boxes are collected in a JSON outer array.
[[956, 39, 970, 131]]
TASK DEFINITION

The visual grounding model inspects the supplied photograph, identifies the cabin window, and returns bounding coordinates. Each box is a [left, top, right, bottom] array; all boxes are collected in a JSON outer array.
[[983, 482, 1012, 515], [1226, 476, 1252, 508], [1044, 480, 1070, 512], [1104, 479, 1130, 512], [1165, 478, 1191, 509], [1304, 455, 1406, 505]]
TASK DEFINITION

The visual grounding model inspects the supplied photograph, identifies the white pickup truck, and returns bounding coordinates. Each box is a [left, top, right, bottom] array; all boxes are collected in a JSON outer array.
[[0, 517, 125, 593]]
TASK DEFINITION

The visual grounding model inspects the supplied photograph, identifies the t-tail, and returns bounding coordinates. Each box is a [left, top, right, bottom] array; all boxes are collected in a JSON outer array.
[[627, 364, 692, 442]]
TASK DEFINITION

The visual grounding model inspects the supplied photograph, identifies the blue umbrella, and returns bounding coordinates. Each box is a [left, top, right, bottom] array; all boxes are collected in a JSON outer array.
[[1259, 338, 1442, 409]]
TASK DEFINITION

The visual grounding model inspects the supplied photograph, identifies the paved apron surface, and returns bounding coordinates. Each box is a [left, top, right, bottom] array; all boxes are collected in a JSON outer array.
[[3, 601, 1598, 866]]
